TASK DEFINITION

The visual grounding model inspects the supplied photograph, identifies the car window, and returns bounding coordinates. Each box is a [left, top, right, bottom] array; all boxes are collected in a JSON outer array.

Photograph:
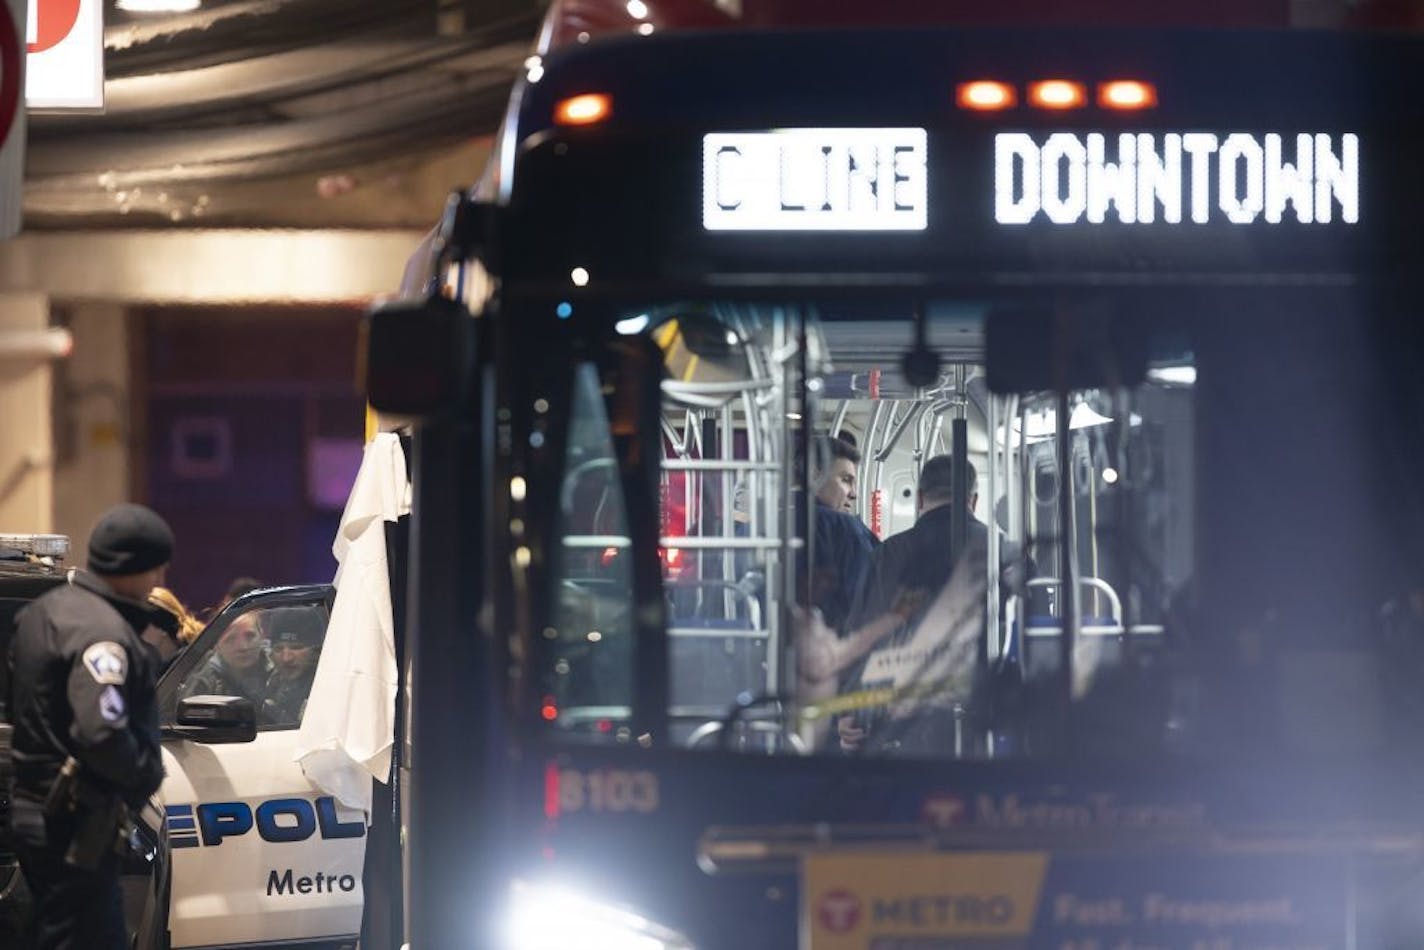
[[175, 601, 328, 730]]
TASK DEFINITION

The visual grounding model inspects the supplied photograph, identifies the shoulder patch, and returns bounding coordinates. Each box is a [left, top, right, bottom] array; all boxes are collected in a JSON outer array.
[[82, 641, 129, 685], [99, 685, 127, 723]]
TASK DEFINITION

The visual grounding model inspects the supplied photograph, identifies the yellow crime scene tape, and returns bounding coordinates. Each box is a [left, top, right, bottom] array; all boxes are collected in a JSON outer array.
[[798, 677, 966, 723]]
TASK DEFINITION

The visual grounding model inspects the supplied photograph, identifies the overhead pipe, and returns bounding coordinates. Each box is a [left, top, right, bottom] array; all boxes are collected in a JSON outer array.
[[0, 327, 73, 361]]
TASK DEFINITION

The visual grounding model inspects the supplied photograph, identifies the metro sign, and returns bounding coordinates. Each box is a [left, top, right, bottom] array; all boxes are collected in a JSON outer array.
[[26, 0, 103, 110]]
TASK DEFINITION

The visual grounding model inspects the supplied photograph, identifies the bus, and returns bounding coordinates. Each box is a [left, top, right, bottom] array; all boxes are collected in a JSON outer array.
[[366, 4, 1424, 948]]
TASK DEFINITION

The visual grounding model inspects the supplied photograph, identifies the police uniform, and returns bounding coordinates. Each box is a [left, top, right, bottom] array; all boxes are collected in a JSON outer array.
[[6, 504, 172, 950]]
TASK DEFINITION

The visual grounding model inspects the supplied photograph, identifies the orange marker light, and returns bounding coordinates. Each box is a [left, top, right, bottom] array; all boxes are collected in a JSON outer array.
[[956, 80, 1016, 111], [554, 93, 612, 126], [1098, 80, 1158, 110], [1028, 80, 1087, 110]]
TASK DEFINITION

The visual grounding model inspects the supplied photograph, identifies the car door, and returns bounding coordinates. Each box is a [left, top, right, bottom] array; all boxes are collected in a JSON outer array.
[[156, 585, 365, 949]]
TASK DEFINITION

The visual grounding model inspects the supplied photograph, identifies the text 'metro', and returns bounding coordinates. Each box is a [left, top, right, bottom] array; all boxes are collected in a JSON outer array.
[[996, 132, 1359, 225]]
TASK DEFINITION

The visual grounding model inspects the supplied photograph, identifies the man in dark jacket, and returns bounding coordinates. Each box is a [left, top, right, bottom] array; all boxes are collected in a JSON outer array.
[[261, 606, 324, 726], [7, 504, 173, 950], [810, 436, 878, 635], [837, 456, 992, 753], [849, 455, 988, 637]]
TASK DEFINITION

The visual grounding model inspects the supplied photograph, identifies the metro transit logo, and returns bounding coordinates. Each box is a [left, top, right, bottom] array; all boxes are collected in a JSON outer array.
[[817, 889, 863, 934], [921, 793, 968, 828], [166, 797, 365, 848]]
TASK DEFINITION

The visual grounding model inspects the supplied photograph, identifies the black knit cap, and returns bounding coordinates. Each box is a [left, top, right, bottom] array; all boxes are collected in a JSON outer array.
[[267, 606, 324, 648], [87, 503, 175, 576]]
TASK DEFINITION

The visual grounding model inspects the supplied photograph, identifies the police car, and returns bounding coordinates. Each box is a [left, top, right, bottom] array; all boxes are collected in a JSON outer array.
[[1, 534, 364, 950]]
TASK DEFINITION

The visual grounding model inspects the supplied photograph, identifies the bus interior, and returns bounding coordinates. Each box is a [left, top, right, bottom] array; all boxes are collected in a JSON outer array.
[[539, 286, 1419, 767]]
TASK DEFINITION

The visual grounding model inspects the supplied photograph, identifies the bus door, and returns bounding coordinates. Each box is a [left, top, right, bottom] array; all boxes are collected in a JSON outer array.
[[979, 301, 1190, 758], [546, 306, 808, 752], [656, 312, 796, 750]]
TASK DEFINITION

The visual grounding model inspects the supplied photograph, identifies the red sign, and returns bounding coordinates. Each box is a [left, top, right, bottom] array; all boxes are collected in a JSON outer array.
[[1, 0, 22, 238], [1, 0, 20, 144], [25, 0, 103, 111], [27, 0, 80, 54]]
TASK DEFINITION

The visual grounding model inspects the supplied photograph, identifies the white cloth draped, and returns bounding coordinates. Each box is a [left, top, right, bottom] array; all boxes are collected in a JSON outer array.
[[295, 432, 409, 812]]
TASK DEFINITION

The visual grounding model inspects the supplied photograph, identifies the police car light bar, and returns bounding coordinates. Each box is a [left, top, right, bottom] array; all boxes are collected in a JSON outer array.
[[0, 534, 71, 558]]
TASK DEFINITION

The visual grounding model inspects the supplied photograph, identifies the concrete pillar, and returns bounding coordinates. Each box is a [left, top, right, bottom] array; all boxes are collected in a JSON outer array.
[[51, 304, 131, 560], [0, 293, 54, 534]]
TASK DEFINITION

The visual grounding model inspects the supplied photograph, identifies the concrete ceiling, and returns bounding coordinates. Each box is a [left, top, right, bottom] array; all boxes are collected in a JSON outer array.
[[23, 0, 540, 230], [25, 0, 1390, 232]]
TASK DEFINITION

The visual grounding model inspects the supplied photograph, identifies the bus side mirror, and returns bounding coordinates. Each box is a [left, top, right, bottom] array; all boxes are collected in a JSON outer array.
[[363, 295, 474, 417], [985, 305, 1150, 394]]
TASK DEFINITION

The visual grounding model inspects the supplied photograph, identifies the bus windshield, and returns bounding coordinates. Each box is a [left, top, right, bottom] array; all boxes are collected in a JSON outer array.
[[532, 287, 1421, 766]]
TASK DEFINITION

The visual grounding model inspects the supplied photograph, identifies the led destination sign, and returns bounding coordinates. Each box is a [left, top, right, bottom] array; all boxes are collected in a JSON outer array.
[[699, 128, 1359, 233], [703, 128, 928, 231], [996, 132, 1359, 226]]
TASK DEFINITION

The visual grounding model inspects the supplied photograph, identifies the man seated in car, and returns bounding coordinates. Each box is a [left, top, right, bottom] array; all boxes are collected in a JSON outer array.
[[261, 607, 324, 726], [184, 610, 270, 704]]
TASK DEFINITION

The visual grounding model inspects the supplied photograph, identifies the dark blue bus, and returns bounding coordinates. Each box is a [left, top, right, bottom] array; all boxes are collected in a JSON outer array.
[[369, 5, 1424, 948]]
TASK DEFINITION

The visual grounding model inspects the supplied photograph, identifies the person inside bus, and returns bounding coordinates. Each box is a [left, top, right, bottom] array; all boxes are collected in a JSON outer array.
[[183, 609, 271, 704], [850, 456, 984, 624], [816, 434, 862, 515], [797, 582, 930, 747], [836, 455, 991, 753], [790, 434, 890, 736], [810, 435, 878, 635]]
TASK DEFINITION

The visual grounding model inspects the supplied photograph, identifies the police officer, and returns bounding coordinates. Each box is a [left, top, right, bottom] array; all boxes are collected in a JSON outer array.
[[7, 504, 172, 950]]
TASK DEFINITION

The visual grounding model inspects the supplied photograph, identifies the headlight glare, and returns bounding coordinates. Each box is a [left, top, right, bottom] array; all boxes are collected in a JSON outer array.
[[504, 880, 695, 950]]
